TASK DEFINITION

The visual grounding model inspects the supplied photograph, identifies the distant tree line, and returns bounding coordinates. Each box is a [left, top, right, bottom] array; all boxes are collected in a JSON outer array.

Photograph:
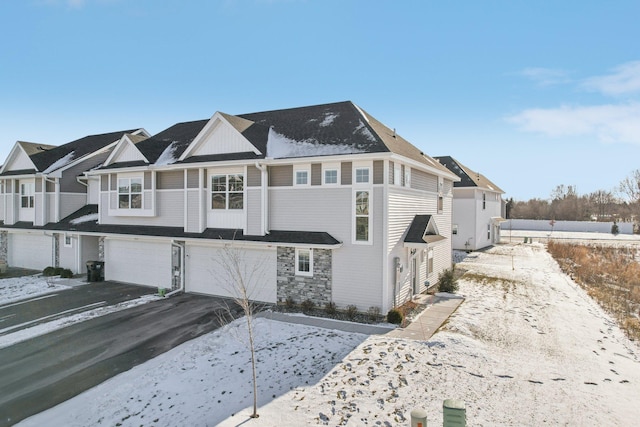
[[507, 169, 640, 223]]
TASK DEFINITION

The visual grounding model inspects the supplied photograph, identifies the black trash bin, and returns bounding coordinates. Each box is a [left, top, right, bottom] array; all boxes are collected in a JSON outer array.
[[86, 261, 104, 282]]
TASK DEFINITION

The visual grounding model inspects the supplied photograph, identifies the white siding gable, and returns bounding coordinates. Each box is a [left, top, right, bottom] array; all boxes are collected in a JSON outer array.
[[180, 113, 259, 160], [104, 135, 148, 166], [3, 148, 36, 172]]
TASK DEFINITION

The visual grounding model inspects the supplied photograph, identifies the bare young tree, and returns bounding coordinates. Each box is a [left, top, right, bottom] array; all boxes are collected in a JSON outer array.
[[214, 242, 269, 420]]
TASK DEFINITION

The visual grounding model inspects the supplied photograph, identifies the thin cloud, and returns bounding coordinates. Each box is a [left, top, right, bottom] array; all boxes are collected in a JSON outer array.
[[520, 67, 572, 87], [582, 61, 640, 96], [507, 103, 640, 144]]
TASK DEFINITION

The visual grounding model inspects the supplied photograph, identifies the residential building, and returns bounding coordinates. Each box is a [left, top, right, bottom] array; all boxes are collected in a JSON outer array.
[[434, 156, 505, 251], [1, 102, 459, 313]]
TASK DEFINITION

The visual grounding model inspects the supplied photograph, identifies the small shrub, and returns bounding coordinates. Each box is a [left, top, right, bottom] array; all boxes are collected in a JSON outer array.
[[43, 266, 57, 276], [387, 308, 403, 324], [53, 267, 64, 276], [367, 306, 381, 322], [324, 301, 337, 315], [284, 296, 296, 309], [60, 269, 73, 278], [300, 299, 315, 314], [437, 265, 459, 294], [345, 304, 358, 320], [611, 222, 619, 235]]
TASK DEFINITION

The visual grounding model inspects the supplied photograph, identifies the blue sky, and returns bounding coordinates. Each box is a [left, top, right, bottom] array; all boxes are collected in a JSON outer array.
[[1, 0, 639, 201]]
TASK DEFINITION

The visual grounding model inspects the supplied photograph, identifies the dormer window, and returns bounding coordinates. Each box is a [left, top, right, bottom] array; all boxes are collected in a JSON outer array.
[[118, 178, 142, 209]]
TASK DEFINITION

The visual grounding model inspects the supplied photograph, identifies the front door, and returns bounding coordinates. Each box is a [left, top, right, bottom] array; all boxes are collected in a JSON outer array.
[[171, 243, 184, 290]]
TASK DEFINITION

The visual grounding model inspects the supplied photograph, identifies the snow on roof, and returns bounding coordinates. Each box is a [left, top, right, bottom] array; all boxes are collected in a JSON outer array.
[[69, 213, 99, 224], [155, 141, 180, 166], [319, 112, 339, 127], [42, 151, 75, 174], [353, 119, 377, 142], [266, 127, 365, 159]]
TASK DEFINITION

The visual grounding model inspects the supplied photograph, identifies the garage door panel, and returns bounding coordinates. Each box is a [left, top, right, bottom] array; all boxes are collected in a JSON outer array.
[[105, 239, 171, 288], [186, 244, 276, 303], [8, 233, 53, 270]]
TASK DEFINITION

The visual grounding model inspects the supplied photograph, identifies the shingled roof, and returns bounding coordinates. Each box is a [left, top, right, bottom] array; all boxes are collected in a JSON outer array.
[[434, 156, 504, 193], [29, 129, 143, 173]]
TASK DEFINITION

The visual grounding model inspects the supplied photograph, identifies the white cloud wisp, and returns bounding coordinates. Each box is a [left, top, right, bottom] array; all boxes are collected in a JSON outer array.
[[582, 61, 640, 96]]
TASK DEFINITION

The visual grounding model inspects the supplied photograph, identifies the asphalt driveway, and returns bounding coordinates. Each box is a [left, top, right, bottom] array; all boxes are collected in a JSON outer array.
[[0, 281, 156, 336], [0, 292, 239, 426]]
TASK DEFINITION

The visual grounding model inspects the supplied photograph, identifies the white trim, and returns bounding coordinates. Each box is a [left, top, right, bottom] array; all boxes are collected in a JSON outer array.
[[103, 134, 149, 167], [295, 247, 313, 277], [322, 162, 340, 185], [352, 188, 373, 245]]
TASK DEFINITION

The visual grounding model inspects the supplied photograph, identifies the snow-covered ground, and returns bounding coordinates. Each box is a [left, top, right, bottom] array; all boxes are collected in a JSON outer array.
[[0, 274, 79, 305], [15, 241, 640, 426]]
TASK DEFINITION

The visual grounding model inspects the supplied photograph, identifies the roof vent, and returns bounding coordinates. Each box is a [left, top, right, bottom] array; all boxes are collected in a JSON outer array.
[[392, 128, 396, 138]]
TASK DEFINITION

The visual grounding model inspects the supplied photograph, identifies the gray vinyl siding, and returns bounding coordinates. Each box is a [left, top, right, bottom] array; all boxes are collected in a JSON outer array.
[[110, 175, 117, 191], [387, 183, 453, 307], [46, 180, 55, 192], [144, 172, 152, 190], [373, 160, 384, 184], [269, 165, 293, 187], [60, 151, 111, 193], [268, 186, 384, 311], [59, 193, 87, 220], [157, 170, 184, 190], [35, 194, 43, 224], [101, 175, 109, 191], [47, 194, 56, 222], [35, 178, 42, 192], [341, 162, 352, 185], [186, 190, 200, 232], [311, 164, 321, 186], [410, 168, 437, 192], [100, 190, 184, 227], [247, 166, 261, 187], [187, 169, 199, 188], [246, 188, 262, 235]]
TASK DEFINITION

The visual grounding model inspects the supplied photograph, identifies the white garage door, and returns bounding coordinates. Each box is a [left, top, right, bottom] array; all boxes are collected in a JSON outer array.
[[105, 239, 171, 288], [8, 233, 54, 271], [185, 244, 277, 303]]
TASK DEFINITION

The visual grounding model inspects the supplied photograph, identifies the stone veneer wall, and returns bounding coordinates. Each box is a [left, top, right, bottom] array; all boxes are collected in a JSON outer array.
[[53, 234, 60, 267], [0, 231, 7, 263], [98, 237, 105, 262], [277, 247, 332, 306]]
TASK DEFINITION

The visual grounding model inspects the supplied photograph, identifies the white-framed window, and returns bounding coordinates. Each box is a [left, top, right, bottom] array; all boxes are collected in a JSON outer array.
[[427, 248, 434, 274], [438, 195, 444, 213], [118, 177, 142, 209], [211, 174, 244, 210], [64, 235, 72, 248], [354, 190, 370, 242], [295, 248, 313, 276], [487, 223, 491, 239], [324, 169, 338, 184], [20, 181, 35, 208], [295, 170, 309, 185], [394, 165, 401, 186], [355, 167, 370, 184], [482, 192, 486, 210]]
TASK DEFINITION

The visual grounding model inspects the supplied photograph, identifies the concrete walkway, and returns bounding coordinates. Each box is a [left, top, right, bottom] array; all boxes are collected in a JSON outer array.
[[259, 293, 464, 340], [386, 294, 464, 340]]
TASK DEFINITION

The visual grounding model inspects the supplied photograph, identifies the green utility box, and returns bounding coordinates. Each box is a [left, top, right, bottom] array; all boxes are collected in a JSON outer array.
[[443, 399, 466, 427]]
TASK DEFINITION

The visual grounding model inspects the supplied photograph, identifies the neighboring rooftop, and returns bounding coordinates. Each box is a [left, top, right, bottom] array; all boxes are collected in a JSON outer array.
[[434, 156, 504, 193]]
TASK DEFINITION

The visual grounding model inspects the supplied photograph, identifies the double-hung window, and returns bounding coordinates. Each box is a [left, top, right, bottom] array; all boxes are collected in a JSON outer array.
[[324, 169, 338, 184], [118, 178, 142, 209], [212, 174, 244, 210], [295, 248, 313, 276], [20, 182, 35, 208]]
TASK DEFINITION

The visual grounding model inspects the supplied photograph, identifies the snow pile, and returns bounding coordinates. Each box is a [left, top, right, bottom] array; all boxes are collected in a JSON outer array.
[[0, 275, 75, 305], [266, 127, 364, 159], [69, 213, 98, 224], [155, 141, 180, 166], [18, 242, 640, 426], [42, 151, 75, 174]]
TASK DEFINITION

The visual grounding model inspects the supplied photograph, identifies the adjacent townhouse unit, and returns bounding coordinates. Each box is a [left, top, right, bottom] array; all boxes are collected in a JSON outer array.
[[434, 156, 505, 251], [0, 101, 459, 313]]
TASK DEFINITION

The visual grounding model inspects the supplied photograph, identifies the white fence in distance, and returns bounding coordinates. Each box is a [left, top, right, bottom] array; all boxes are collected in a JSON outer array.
[[500, 219, 634, 235]]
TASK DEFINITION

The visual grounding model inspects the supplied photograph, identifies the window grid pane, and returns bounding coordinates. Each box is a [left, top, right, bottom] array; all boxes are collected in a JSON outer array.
[[296, 171, 308, 185], [356, 168, 369, 183], [324, 169, 337, 184]]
